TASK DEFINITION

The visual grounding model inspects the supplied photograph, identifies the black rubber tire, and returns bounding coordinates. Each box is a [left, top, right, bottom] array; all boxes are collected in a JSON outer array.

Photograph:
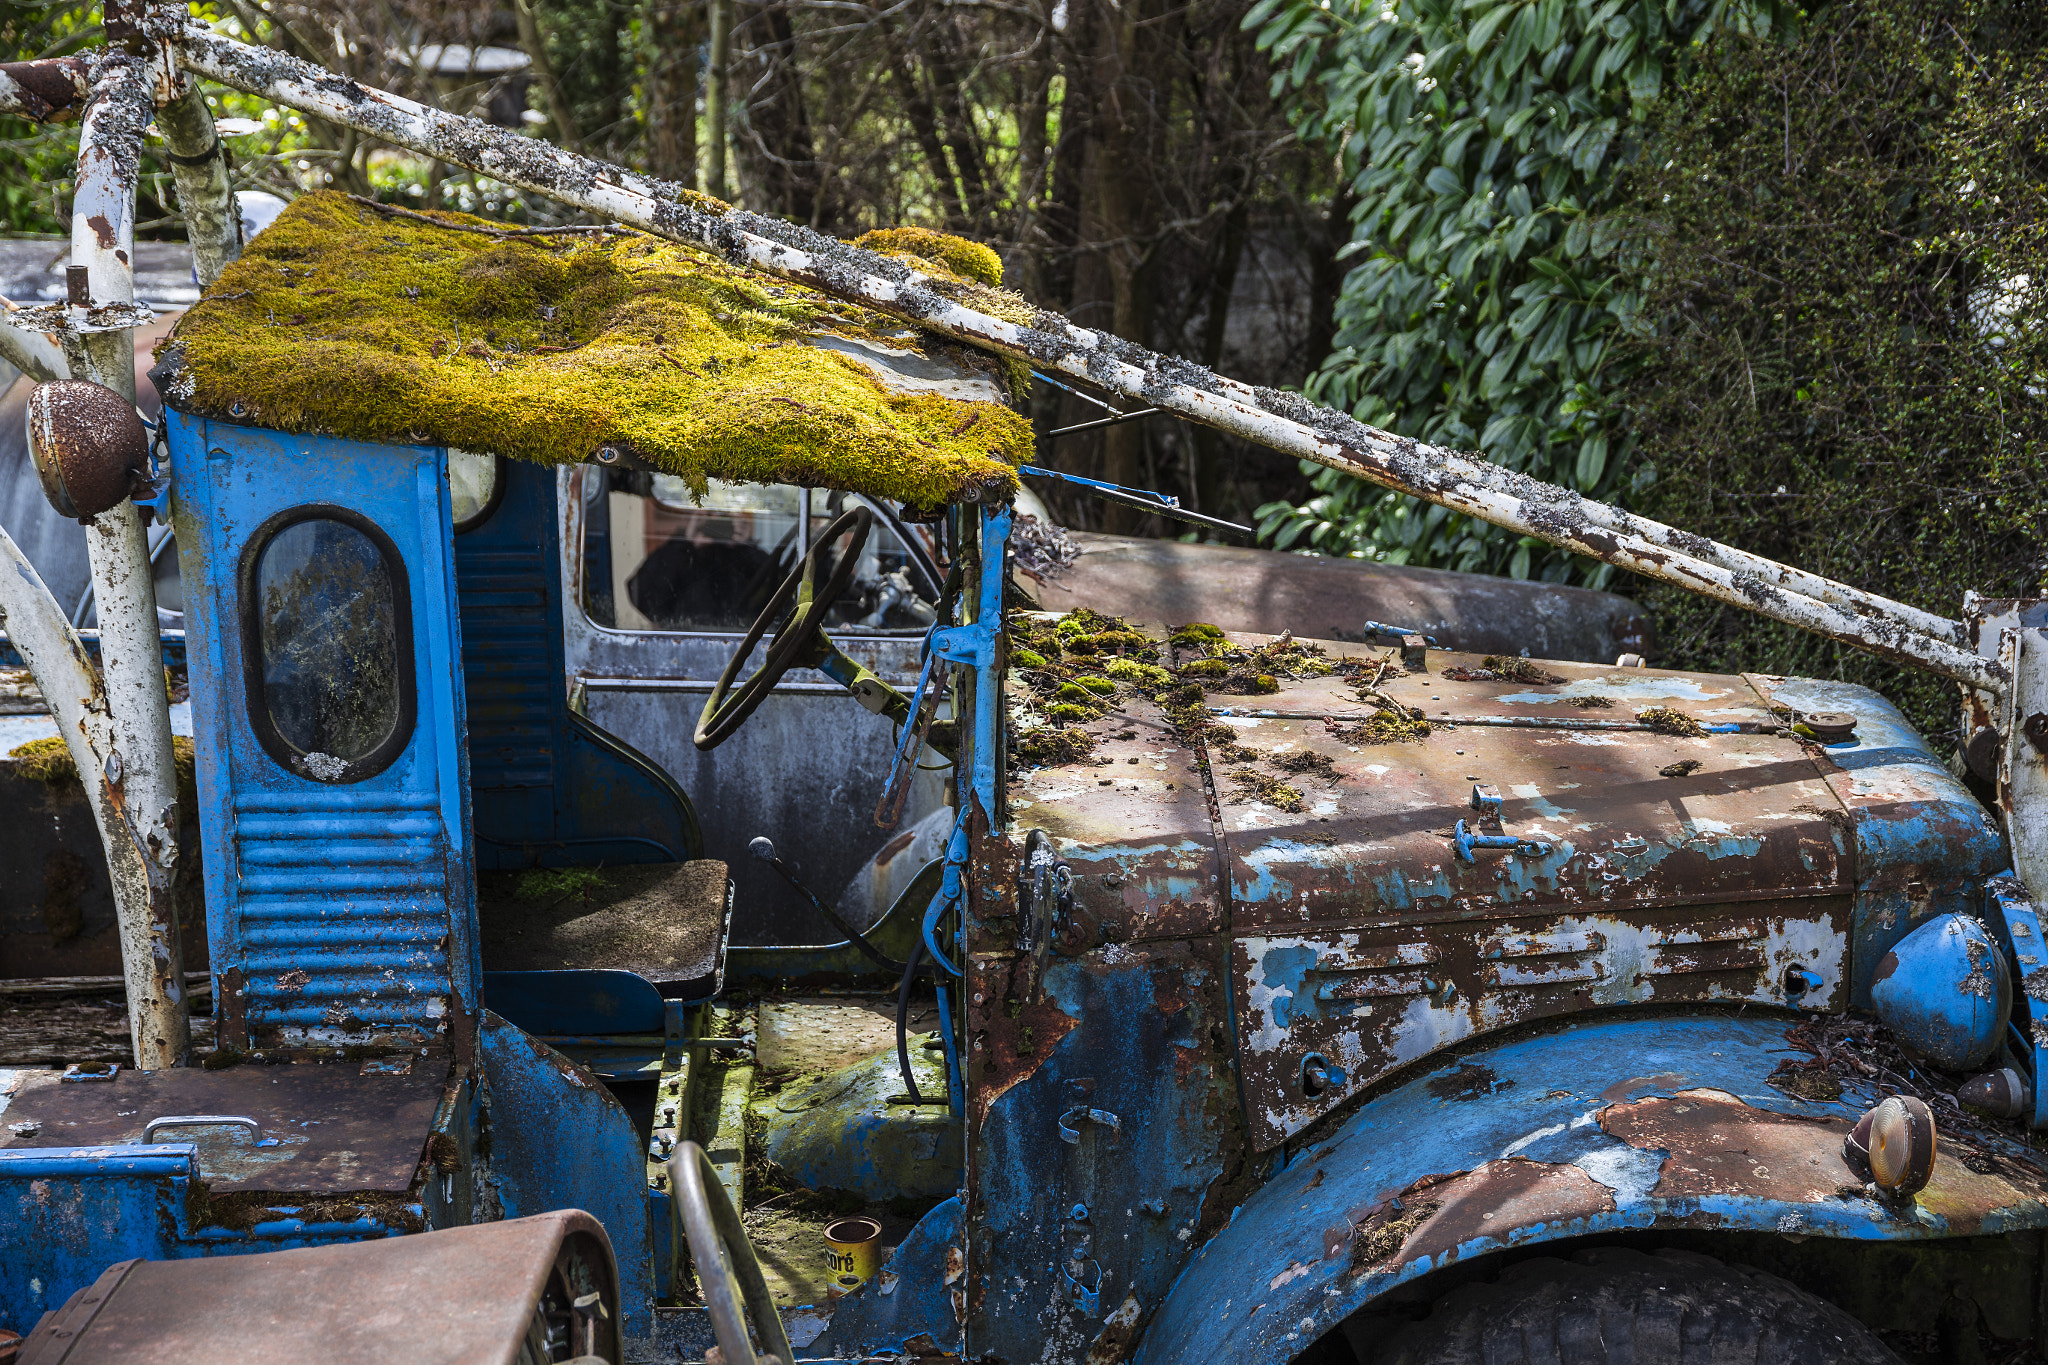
[[1356, 1247, 1902, 1365]]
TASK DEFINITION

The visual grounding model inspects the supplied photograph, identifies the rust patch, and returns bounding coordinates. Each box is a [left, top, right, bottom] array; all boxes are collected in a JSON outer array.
[[0, 57, 93, 122], [1397, 1159, 1615, 1268], [966, 954, 1078, 1127], [87, 213, 117, 249], [1426, 1063, 1512, 1101], [1602, 1087, 1854, 1205], [1085, 1293, 1143, 1364], [1598, 1071, 1689, 1102]]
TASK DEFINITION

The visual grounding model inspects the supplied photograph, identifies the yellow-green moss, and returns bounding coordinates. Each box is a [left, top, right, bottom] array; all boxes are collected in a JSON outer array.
[[1638, 707, 1707, 738], [9, 736, 75, 784], [853, 227, 1004, 287], [160, 192, 1031, 506], [1229, 769, 1304, 813], [1104, 658, 1171, 687], [1073, 676, 1117, 695]]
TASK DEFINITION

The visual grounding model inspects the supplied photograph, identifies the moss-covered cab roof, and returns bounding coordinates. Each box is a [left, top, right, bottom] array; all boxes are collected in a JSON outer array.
[[151, 192, 1031, 505]]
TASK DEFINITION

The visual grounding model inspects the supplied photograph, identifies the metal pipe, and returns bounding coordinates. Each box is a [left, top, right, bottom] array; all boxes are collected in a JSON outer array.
[[0, 309, 68, 383], [0, 523, 187, 1067], [65, 50, 190, 1068], [151, 80, 240, 286], [165, 24, 1997, 693], [0, 56, 94, 121]]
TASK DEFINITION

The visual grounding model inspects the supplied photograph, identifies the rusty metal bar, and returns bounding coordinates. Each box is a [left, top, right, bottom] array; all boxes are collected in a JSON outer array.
[[0, 56, 94, 121], [163, 20, 1999, 694]]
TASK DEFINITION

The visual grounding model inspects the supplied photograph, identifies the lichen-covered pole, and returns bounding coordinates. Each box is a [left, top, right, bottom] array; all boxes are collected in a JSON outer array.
[[62, 50, 191, 1068], [0, 512, 187, 1067], [166, 21, 1999, 694], [153, 82, 240, 286]]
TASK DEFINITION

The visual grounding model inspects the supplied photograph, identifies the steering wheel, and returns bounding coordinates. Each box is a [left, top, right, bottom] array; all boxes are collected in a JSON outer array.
[[667, 1140, 793, 1365], [695, 505, 873, 750]]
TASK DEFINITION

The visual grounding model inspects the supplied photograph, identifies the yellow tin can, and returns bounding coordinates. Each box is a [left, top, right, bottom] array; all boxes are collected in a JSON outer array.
[[823, 1216, 883, 1300]]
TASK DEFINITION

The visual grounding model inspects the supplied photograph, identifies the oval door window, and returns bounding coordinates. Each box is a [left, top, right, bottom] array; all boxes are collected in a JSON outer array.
[[244, 511, 415, 782]]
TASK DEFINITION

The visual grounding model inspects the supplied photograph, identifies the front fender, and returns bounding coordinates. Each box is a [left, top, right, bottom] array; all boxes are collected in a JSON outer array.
[[1137, 1012, 2048, 1364]]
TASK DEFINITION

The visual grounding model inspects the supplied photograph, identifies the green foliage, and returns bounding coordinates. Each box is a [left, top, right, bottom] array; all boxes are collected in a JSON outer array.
[[2, 3, 331, 236], [1616, 0, 2048, 735], [1246, 0, 1785, 581]]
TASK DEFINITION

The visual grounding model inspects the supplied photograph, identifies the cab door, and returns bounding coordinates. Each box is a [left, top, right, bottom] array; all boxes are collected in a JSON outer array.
[[168, 415, 477, 1055]]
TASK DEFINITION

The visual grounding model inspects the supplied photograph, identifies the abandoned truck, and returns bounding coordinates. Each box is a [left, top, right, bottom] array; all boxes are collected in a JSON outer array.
[[6, 11, 2048, 1365]]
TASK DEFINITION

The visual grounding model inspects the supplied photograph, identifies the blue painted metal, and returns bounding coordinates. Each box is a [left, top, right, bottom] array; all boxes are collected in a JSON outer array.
[[1137, 1014, 2048, 1363], [1870, 912, 2011, 1070], [1360, 621, 1437, 645], [0, 1142, 410, 1337], [483, 969, 668, 1036], [1983, 875, 2048, 1129], [0, 630, 185, 672], [167, 414, 478, 1052], [1450, 821, 1548, 860], [453, 458, 701, 867], [477, 1010, 655, 1338], [812, 1197, 964, 1356], [966, 948, 1238, 1362], [1759, 678, 2008, 1007]]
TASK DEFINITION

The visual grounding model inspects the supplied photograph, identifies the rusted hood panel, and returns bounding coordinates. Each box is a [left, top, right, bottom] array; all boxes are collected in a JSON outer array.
[[1204, 643, 1855, 1149], [1023, 534, 1655, 665], [1213, 713, 1847, 927]]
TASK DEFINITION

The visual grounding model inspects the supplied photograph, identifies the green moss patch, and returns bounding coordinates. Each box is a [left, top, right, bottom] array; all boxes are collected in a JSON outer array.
[[853, 227, 1004, 288], [158, 192, 1030, 506], [1637, 707, 1706, 738]]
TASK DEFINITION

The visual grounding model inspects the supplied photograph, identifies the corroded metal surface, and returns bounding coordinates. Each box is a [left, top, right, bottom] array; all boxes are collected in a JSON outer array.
[[0, 1060, 445, 1192], [0, 56, 93, 122], [1198, 639, 1855, 1150], [1140, 1014, 2048, 1363], [1754, 674, 2009, 1006], [1007, 707, 1224, 947], [25, 380, 148, 521], [1025, 532, 1654, 665], [16, 1209, 620, 1365]]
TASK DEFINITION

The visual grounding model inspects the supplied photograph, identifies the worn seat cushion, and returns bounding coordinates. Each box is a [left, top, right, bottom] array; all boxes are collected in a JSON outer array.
[[478, 860, 729, 988]]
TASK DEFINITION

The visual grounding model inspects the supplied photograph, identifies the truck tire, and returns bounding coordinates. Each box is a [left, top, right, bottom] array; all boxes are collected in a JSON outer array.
[[1354, 1247, 1901, 1365]]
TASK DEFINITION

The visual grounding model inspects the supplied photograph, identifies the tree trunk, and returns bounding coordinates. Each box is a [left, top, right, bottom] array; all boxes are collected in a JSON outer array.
[[644, 0, 703, 184], [514, 0, 583, 153]]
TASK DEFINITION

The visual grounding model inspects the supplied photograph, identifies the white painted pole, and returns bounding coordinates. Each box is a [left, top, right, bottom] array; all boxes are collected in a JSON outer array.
[[165, 22, 2000, 696], [64, 51, 190, 1068]]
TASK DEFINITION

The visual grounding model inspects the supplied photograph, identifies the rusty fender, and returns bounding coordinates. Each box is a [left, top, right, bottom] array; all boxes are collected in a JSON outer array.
[[1133, 1011, 2048, 1364]]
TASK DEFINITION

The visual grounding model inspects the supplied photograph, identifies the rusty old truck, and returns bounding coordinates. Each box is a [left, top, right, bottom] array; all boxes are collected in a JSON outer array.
[[5, 8, 2048, 1364]]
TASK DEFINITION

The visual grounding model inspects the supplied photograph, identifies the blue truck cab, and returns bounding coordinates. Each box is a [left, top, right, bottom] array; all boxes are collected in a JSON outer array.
[[6, 194, 2048, 1364]]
